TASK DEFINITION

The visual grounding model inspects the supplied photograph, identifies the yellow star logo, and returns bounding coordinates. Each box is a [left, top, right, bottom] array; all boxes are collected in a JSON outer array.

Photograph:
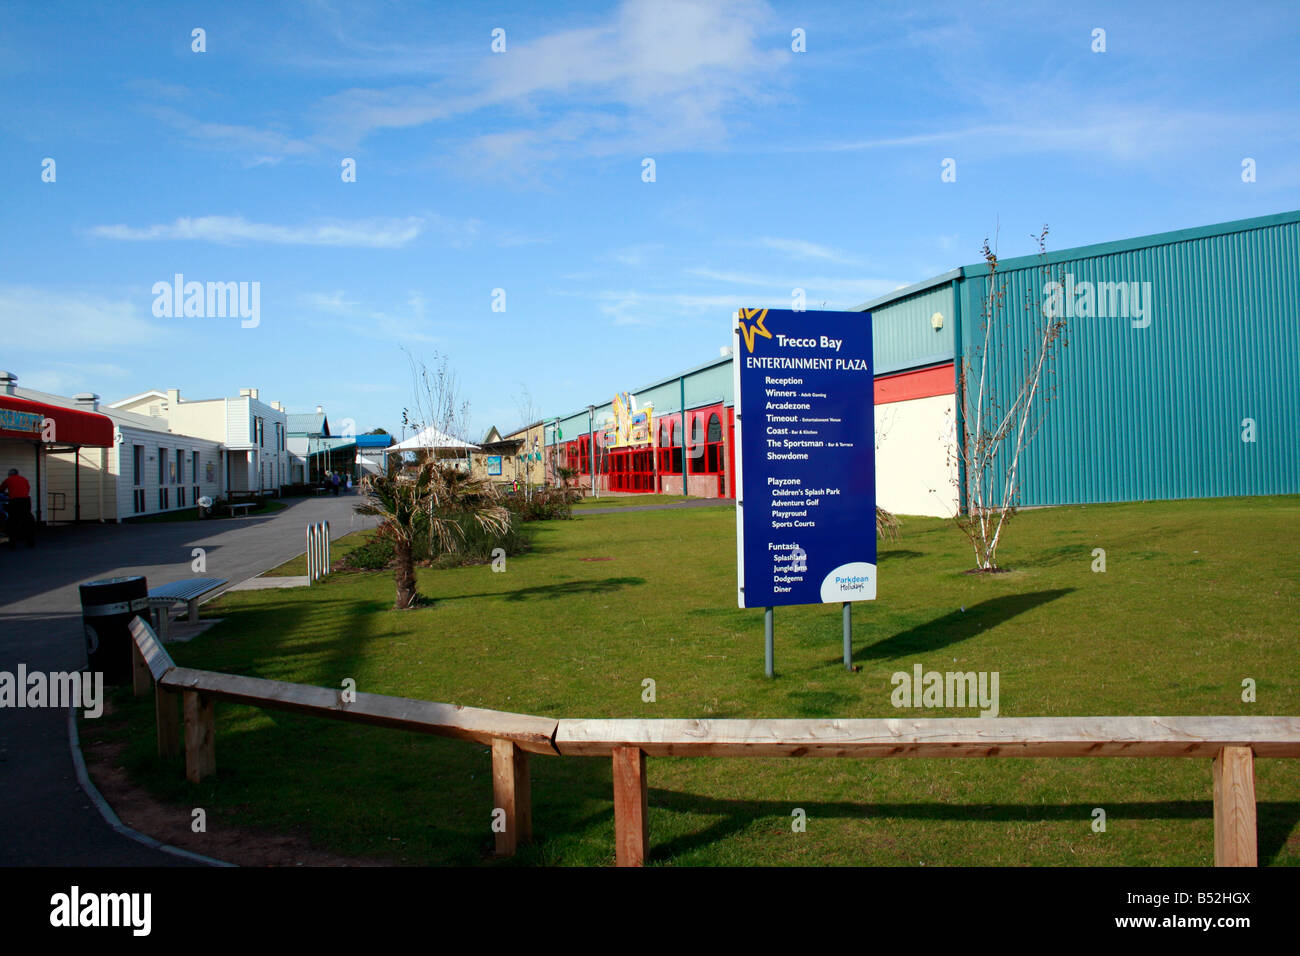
[[736, 308, 772, 354]]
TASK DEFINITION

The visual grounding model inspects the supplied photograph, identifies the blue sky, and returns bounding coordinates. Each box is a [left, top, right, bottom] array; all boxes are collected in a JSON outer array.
[[3, 0, 1297, 440]]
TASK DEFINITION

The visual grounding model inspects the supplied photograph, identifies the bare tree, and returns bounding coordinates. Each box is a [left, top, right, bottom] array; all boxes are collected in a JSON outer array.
[[400, 347, 473, 472], [873, 406, 902, 541], [512, 383, 541, 501], [950, 224, 1067, 571]]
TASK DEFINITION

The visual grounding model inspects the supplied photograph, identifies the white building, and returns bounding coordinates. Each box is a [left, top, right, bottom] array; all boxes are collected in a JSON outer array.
[[111, 387, 289, 494], [2, 374, 225, 522]]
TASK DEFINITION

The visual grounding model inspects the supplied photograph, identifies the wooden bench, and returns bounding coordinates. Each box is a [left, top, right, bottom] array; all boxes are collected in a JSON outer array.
[[146, 577, 228, 639], [227, 502, 256, 518], [125, 618, 1298, 867]]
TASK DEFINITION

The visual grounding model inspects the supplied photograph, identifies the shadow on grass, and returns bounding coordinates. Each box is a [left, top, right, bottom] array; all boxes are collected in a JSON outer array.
[[643, 790, 1300, 865], [851, 589, 1074, 662], [878, 550, 924, 561], [435, 577, 646, 603], [785, 691, 858, 716]]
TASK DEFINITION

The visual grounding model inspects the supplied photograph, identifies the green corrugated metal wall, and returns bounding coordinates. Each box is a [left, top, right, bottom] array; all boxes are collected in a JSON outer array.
[[869, 282, 956, 373], [956, 210, 1300, 506]]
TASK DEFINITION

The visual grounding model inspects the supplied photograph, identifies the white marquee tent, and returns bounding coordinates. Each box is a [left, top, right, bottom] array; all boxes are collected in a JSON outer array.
[[387, 426, 479, 471]]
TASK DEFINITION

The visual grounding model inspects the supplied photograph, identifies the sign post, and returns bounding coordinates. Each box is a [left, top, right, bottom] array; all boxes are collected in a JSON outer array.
[[732, 307, 876, 675]]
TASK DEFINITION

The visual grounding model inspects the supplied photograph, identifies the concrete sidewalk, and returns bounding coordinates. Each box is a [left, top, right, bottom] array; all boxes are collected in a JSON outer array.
[[0, 495, 376, 865]]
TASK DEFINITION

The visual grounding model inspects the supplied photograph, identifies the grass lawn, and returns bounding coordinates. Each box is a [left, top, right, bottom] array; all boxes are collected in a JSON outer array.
[[93, 495, 1300, 866], [571, 493, 693, 508]]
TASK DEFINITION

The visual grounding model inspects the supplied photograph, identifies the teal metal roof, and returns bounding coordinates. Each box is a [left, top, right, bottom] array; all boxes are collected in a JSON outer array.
[[858, 209, 1300, 313], [287, 412, 328, 436], [306, 436, 354, 454]]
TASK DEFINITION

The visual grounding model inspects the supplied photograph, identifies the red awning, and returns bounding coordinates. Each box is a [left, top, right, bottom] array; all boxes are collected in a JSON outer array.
[[0, 395, 115, 447]]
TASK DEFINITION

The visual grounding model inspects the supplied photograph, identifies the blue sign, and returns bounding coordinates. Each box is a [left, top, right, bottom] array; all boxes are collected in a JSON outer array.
[[733, 308, 876, 608], [487, 455, 502, 476]]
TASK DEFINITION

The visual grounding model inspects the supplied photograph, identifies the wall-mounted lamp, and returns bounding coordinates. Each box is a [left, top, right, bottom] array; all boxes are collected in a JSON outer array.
[[931, 311, 944, 331]]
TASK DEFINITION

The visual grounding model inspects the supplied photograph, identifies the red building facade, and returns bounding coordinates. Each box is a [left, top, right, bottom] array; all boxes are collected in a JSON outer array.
[[558, 401, 736, 499]]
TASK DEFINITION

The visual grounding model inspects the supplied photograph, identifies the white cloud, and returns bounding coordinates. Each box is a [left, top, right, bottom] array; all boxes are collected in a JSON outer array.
[[608, 243, 664, 267], [300, 288, 442, 344], [757, 237, 863, 265], [317, 0, 785, 163], [688, 267, 901, 301], [146, 106, 317, 160], [0, 285, 158, 350], [20, 362, 132, 396], [565, 288, 759, 327], [301, 291, 362, 313], [89, 215, 426, 248]]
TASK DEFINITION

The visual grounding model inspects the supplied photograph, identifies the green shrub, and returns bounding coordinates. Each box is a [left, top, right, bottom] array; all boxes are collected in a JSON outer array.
[[411, 514, 529, 568], [504, 486, 580, 522], [342, 537, 397, 570]]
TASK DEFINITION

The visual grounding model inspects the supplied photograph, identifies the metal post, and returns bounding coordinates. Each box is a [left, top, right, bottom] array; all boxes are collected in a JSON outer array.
[[764, 606, 774, 678], [324, 520, 330, 576], [588, 406, 596, 498], [843, 602, 852, 670]]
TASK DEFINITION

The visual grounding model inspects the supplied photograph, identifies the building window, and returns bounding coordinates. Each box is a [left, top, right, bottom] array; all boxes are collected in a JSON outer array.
[[158, 447, 167, 486], [687, 410, 725, 477], [688, 415, 705, 473], [132, 445, 144, 486], [176, 448, 185, 484], [657, 419, 683, 475]]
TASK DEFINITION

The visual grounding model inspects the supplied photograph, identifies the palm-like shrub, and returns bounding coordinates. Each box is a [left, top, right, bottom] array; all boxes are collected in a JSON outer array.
[[355, 452, 511, 608]]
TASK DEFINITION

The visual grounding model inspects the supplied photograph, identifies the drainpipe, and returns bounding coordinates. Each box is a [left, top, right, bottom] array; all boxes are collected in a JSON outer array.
[[33, 441, 42, 524], [951, 276, 967, 515], [679, 375, 687, 496], [587, 405, 596, 497]]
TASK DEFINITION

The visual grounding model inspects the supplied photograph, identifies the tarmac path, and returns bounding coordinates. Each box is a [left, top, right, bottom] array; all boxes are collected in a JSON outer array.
[[0, 495, 375, 865]]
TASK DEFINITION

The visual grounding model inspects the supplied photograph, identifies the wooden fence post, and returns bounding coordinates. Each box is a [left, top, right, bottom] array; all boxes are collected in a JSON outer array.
[[183, 690, 216, 783], [612, 746, 648, 866], [1213, 746, 1257, 866], [491, 738, 532, 857], [131, 640, 152, 697], [156, 686, 180, 759]]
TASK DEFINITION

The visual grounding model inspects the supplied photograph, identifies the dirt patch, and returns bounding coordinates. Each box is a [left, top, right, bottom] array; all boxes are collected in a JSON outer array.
[[80, 732, 386, 868]]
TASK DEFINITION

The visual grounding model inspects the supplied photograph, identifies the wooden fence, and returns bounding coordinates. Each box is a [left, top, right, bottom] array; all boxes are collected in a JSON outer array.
[[127, 618, 1299, 867]]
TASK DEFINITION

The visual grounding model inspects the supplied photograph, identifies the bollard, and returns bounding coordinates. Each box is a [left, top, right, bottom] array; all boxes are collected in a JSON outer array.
[[306, 522, 331, 583]]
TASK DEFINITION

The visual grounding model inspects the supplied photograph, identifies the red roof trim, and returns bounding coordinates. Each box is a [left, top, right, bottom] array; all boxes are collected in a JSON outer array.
[[874, 363, 955, 404], [0, 395, 115, 447]]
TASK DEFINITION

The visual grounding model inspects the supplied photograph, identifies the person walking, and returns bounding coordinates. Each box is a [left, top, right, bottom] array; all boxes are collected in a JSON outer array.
[[0, 468, 34, 548], [330, 471, 341, 496]]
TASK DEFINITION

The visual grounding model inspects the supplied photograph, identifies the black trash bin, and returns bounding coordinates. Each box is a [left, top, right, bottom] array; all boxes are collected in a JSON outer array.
[[80, 575, 149, 685]]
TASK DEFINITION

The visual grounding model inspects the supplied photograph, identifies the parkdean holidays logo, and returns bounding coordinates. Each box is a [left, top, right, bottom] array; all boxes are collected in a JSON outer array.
[[736, 308, 773, 354]]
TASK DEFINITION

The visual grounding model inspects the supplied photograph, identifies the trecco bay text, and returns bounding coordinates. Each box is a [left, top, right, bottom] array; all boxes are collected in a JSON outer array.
[[744, 333, 870, 372]]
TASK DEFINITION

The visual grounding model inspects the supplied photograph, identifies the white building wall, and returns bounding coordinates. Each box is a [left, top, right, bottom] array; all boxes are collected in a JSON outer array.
[[111, 426, 225, 519], [874, 392, 959, 519]]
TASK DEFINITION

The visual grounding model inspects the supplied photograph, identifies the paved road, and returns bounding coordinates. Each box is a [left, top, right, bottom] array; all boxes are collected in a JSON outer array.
[[0, 495, 375, 865]]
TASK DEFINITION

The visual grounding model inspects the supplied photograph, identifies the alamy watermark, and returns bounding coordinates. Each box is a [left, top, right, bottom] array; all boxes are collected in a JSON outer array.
[[50, 886, 150, 935], [1043, 274, 1151, 328], [890, 663, 999, 717], [0, 665, 102, 718], [152, 274, 260, 328]]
